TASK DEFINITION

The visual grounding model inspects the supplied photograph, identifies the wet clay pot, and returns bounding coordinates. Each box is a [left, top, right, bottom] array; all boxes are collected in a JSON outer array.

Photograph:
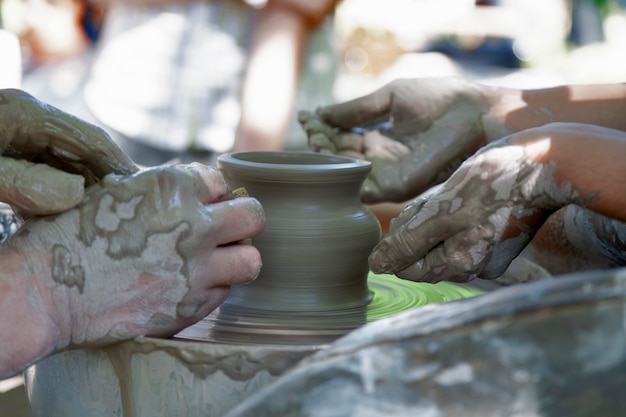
[[218, 151, 381, 313], [207, 151, 381, 344]]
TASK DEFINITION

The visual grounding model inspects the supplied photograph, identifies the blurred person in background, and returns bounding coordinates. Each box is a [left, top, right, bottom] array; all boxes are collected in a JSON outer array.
[[1, 0, 340, 166], [83, 0, 340, 165]]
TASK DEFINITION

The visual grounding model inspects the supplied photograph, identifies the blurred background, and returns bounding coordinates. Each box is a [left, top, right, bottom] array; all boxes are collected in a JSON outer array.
[[2, 0, 626, 97], [0, 0, 626, 151], [1, 0, 626, 160], [1, 0, 626, 415]]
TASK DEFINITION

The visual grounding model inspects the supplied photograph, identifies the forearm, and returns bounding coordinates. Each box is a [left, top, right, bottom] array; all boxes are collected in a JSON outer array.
[[512, 122, 626, 221], [481, 83, 626, 142], [0, 247, 63, 378]]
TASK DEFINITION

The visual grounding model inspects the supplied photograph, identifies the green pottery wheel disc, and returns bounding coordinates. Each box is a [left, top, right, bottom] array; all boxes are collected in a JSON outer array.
[[366, 273, 485, 322], [177, 273, 484, 345]]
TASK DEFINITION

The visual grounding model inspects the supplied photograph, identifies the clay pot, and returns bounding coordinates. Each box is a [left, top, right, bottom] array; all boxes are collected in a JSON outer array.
[[211, 151, 381, 343], [218, 151, 381, 311]]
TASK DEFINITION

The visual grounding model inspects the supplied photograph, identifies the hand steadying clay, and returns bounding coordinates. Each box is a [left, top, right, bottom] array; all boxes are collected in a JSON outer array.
[[0, 163, 265, 377], [0, 89, 138, 216], [300, 78, 626, 282], [369, 123, 626, 283], [300, 78, 626, 206], [523, 204, 626, 275], [299, 78, 488, 203]]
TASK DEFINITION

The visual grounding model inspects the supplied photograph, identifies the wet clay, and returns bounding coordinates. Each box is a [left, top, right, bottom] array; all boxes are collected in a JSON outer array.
[[105, 338, 319, 417], [51, 244, 85, 293], [209, 151, 381, 344], [0, 89, 138, 179], [0, 89, 138, 215], [0, 158, 84, 215], [26, 337, 319, 417]]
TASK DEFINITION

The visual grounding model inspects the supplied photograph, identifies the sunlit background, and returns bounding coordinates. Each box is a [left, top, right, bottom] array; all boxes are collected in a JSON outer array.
[[332, 0, 626, 98], [2, 0, 626, 96]]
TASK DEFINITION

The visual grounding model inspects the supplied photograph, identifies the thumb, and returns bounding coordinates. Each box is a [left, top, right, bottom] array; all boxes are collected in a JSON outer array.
[[316, 85, 393, 130], [0, 157, 84, 215]]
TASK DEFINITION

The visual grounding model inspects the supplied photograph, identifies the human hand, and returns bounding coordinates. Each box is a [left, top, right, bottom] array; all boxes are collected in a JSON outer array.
[[0, 89, 138, 216], [368, 134, 587, 283], [523, 204, 626, 275], [5, 163, 264, 347], [299, 78, 488, 203]]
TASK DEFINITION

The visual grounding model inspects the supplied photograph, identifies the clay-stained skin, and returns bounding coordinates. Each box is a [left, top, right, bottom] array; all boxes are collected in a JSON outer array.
[[51, 244, 85, 293], [525, 205, 626, 275], [5, 164, 264, 347], [0, 89, 138, 215], [299, 78, 487, 203], [369, 139, 590, 283]]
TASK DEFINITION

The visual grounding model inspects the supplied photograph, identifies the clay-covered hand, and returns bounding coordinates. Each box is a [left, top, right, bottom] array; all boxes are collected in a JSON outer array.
[[0, 89, 138, 216], [523, 204, 626, 275], [299, 77, 488, 203], [368, 135, 588, 283], [4, 163, 264, 347]]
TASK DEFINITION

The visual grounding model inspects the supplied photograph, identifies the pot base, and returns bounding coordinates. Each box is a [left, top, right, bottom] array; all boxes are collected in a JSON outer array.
[[176, 273, 484, 345]]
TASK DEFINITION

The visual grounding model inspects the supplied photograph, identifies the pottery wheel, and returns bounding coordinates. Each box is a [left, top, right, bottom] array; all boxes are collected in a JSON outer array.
[[176, 273, 484, 345]]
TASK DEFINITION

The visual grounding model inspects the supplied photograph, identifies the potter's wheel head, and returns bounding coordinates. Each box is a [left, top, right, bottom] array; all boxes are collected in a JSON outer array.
[[176, 273, 484, 345]]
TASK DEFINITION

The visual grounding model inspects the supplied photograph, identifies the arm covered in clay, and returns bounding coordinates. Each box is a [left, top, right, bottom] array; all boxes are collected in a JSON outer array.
[[0, 164, 265, 378], [299, 78, 626, 203], [0, 89, 139, 216], [368, 122, 626, 283]]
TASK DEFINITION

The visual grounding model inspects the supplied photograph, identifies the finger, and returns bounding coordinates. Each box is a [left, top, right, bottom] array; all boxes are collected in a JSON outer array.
[[334, 132, 366, 152], [397, 220, 509, 283], [160, 287, 232, 334], [0, 90, 137, 184], [309, 132, 336, 153], [0, 156, 84, 215], [300, 113, 338, 139], [388, 185, 445, 232], [360, 160, 412, 204], [368, 199, 465, 273], [362, 131, 410, 159], [197, 243, 263, 287], [45, 116, 139, 177], [360, 177, 383, 203], [388, 200, 424, 234], [395, 236, 484, 284], [478, 231, 534, 280], [316, 84, 394, 129], [178, 244, 263, 321], [180, 163, 229, 204], [204, 197, 265, 246]]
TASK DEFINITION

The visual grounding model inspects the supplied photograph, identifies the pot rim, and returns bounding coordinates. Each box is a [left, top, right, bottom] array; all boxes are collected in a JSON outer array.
[[217, 151, 371, 172]]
